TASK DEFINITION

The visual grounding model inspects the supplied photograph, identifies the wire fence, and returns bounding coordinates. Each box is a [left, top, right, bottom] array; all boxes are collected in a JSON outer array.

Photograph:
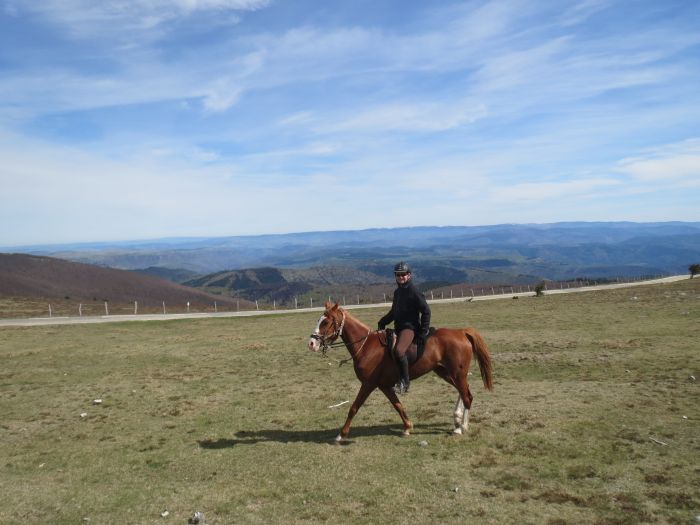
[[4, 274, 676, 320]]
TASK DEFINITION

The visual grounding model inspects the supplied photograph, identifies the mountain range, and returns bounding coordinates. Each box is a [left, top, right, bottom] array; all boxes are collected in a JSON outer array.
[[2, 222, 699, 305]]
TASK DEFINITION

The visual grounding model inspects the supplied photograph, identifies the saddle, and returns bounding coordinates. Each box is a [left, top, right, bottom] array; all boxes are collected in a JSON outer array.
[[378, 328, 435, 365]]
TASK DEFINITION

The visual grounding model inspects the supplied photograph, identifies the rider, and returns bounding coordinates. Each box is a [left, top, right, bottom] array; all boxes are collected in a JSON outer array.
[[377, 261, 431, 394]]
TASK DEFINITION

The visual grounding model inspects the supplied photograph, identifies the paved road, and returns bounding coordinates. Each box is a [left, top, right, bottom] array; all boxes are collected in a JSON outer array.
[[0, 275, 690, 328]]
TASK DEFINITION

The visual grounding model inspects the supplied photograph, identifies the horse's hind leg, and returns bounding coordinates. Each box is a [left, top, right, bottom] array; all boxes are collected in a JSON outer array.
[[454, 397, 466, 433], [435, 367, 473, 435], [453, 381, 474, 434], [380, 386, 413, 437]]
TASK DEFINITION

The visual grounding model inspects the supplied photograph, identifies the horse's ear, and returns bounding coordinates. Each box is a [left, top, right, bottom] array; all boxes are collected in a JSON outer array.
[[324, 300, 333, 310]]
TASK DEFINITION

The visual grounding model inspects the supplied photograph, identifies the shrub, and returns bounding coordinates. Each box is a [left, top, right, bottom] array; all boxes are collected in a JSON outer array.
[[689, 263, 700, 279]]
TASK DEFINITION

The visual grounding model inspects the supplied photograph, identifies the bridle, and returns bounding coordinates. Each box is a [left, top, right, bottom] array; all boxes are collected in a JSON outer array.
[[310, 310, 346, 354], [310, 310, 371, 357]]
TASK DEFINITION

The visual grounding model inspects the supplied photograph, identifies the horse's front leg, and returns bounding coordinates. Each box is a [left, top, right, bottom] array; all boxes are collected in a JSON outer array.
[[380, 386, 413, 437], [336, 383, 374, 442]]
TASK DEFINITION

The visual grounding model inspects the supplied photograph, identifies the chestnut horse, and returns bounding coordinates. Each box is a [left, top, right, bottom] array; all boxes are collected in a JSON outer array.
[[308, 302, 493, 442]]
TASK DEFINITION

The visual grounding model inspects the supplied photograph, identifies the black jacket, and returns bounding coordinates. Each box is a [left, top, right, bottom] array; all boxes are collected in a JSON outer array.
[[378, 279, 431, 335]]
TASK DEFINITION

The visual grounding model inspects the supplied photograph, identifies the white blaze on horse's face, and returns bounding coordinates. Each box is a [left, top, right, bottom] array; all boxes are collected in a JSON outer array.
[[308, 314, 327, 352]]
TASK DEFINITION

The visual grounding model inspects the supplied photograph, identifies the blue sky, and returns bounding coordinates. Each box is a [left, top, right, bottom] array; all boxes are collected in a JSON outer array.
[[1, 0, 699, 246]]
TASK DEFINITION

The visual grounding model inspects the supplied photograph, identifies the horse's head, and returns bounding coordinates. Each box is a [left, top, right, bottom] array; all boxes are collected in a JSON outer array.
[[308, 301, 345, 353]]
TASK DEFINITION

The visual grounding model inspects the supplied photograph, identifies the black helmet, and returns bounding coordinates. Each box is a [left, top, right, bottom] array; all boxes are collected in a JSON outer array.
[[394, 261, 411, 274]]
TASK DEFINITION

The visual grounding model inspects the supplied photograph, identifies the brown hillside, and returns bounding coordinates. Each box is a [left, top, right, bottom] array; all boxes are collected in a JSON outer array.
[[0, 253, 253, 310]]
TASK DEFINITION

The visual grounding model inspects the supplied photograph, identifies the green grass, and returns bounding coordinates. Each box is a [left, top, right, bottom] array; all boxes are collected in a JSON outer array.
[[1, 279, 698, 524]]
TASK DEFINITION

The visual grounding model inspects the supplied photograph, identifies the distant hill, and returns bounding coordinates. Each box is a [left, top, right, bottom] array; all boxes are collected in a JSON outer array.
[[0, 253, 253, 309], [9, 222, 699, 279], [184, 266, 395, 302], [133, 266, 201, 283]]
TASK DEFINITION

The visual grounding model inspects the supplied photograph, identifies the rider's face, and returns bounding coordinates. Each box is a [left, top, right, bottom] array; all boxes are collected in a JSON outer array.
[[395, 272, 411, 284]]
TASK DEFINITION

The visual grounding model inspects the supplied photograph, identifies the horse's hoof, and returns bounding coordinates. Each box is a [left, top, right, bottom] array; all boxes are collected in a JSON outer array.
[[452, 428, 463, 436], [401, 430, 411, 437], [335, 434, 344, 443]]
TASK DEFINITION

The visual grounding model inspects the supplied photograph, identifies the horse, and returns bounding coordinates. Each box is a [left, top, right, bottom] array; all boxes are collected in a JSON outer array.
[[308, 301, 493, 442]]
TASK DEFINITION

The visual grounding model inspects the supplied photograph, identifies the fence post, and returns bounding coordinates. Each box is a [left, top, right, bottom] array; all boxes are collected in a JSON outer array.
[[134, 301, 138, 315], [163, 301, 166, 314], [214, 301, 217, 313], [310, 298, 313, 308], [48, 304, 52, 317], [79, 303, 82, 317], [187, 301, 190, 313]]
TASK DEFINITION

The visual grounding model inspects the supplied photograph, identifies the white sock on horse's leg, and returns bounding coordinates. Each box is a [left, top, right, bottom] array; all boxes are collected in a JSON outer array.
[[461, 409, 469, 432], [453, 397, 465, 434]]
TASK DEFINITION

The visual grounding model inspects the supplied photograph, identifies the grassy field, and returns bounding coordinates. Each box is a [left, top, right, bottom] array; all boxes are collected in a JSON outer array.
[[0, 279, 698, 524]]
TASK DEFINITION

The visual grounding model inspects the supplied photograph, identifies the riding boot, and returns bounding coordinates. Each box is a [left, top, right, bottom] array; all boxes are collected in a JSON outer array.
[[397, 355, 410, 394]]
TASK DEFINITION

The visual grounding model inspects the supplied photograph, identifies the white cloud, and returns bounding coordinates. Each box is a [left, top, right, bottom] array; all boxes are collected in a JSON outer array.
[[277, 111, 315, 127], [490, 178, 621, 202], [558, 0, 612, 27], [616, 139, 700, 182], [0, 131, 325, 244], [9, 0, 269, 27], [275, 142, 340, 157], [200, 50, 267, 111], [324, 101, 488, 134]]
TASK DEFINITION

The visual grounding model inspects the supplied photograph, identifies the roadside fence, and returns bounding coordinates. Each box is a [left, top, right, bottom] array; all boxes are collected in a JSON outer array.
[[23, 274, 676, 320]]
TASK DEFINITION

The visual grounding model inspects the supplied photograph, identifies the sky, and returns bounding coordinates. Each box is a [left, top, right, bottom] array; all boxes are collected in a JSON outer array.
[[1, 0, 699, 246]]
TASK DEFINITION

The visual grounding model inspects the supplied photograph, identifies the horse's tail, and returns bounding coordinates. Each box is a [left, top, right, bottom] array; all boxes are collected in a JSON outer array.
[[465, 328, 493, 391]]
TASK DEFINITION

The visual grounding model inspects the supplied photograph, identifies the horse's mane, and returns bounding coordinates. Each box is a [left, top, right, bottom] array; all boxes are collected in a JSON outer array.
[[324, 302, 370, 332]]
